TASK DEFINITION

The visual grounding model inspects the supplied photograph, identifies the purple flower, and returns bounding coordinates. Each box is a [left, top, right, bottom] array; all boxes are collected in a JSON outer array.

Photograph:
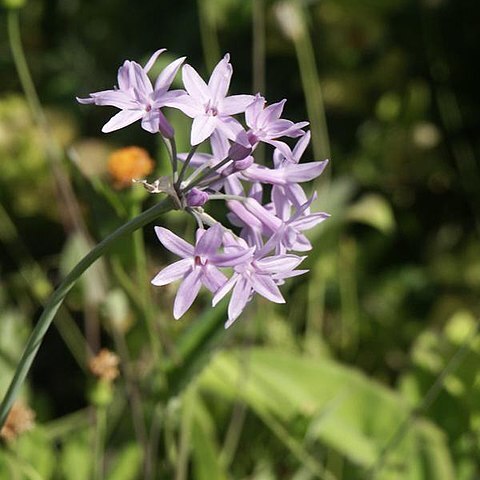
[[242, 131, 328, 210], [77, 49, 185, 136], [228, 195, 329, 254], [151, 223, 253, 319], [186, 188, 209, 207], [242, 159, 328, 186], [213, 249, 307, 328], [168, 54, 255, 145], [245, 94, 309, 158]]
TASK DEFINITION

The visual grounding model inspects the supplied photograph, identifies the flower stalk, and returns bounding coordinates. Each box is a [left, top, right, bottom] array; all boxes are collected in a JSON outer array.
[[0, 198, 175, 428]]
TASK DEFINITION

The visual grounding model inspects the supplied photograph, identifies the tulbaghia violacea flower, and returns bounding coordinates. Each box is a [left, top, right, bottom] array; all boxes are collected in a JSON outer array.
[[212, 248, 307, 327], [245, 94, 309, 158], [77, 49, 185, 136], [80, 47, 330, 326], [151, 224, 253, 319], [168, 54, 255, 145], [229, 196, 329, 254]]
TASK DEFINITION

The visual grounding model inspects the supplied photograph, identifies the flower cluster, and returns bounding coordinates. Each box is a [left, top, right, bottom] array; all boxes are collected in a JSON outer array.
[[78, 49, 329, 327]]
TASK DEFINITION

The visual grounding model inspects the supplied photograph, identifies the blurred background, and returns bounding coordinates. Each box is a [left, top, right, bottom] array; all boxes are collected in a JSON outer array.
[[1, 0, 479, 478]]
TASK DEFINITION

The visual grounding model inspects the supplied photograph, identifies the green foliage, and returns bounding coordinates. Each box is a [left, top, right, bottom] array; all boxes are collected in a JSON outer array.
[[1, 0, 479, 478], [198, 349, 455, 478]]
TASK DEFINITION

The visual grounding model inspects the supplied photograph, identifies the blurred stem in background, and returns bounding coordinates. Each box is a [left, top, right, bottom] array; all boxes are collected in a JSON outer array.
[[7, 9, 101, 354], [420, 4, 480, 233], [338, 236, 359, 355], [93, 405, 107, 480], [129, 196, 163, 366], [274, 0, 331, 163], [252, 0, 266, 164], [369, 321, 479, 478], [0, 198, 174, 429], [252, 0, 266, 95], [0, 203, 90, 370], [197, 0, 221, 71], [109, 327, 150, 474], [7, 10, 87, 234]]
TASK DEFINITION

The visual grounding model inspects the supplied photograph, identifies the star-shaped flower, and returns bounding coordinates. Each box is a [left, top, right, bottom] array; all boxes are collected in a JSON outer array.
[[77, 49, 185, 136], [213, 242, 307, 327], [151, 223, 253, 319], [169, 54, 255, 145]]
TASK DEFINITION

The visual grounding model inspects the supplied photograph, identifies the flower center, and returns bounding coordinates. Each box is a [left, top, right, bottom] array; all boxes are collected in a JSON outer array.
[[194, 255, 207, 266], [205, 101, 218, 116], [247, 130, 259, 145]]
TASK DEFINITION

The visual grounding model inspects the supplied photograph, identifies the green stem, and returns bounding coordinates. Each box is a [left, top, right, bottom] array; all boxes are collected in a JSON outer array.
[[94, 406, 107, 480], [130, 200, 163, 365], [7, 11, 44, 126], [0, 198, 174, 428], [252, 0, 266, 95], [197, 0, 220, 71], [176, 144, 199, 189], [183, 156, 232, 191], [281, 1, 330, 162]]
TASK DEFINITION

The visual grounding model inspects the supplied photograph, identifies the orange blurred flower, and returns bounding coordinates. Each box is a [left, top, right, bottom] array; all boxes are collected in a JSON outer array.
[[0, 401, 35, 441], [107, 146, 154, 188], [89, 348, 120, 383]]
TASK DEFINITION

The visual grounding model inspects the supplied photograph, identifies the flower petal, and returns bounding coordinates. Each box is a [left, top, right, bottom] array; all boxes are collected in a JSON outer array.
[[78, 90, 135, 109], [220, 95, 255, 115], [182, 64, 210, 102], [202, 265, 228, 293], [143, 48, 166, 73], [208, 54, 232, 103], [251, 274, 285, 303], [191, 115, 217, 145], [214, 116, 244, 142], [151, 258, 192, 286], [117, 61, 134, 90], [130, 62, 154, 96], [155, 56, 186, 93], [76, 96, 95, 105], [291, 212, 330, 231], [173, 268, 202, 319], [194, 223, 223, 257], [244, 198, 282, 232], [164, 93, 203, 117], [259, 99, 286, 127], [142, 109, 174, 137], [255, 254, 305, 274], [227, 276, 252, 326], [212, 273, 238, 307], [292, 130, 311, 160], [101, 110, 144, 133], [210, 247, 255, 267], [245, 94, 265, 129], [154, 227, 194, 258]]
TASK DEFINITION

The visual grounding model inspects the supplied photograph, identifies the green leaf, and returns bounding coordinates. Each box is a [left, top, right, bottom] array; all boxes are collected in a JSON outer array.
[[105, 443, 143, 480], [191, 393, 228, 480], [59, 430, 92, 480], [346, 193, 395, 234], [59, 233, 107, 307], [198, 348, 455, 478]]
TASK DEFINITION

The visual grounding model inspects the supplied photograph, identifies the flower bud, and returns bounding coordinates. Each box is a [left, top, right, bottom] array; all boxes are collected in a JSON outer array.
[[186, 188, 209, 207], [228, 142, 252, 162], [158, 113, 175, 139]]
